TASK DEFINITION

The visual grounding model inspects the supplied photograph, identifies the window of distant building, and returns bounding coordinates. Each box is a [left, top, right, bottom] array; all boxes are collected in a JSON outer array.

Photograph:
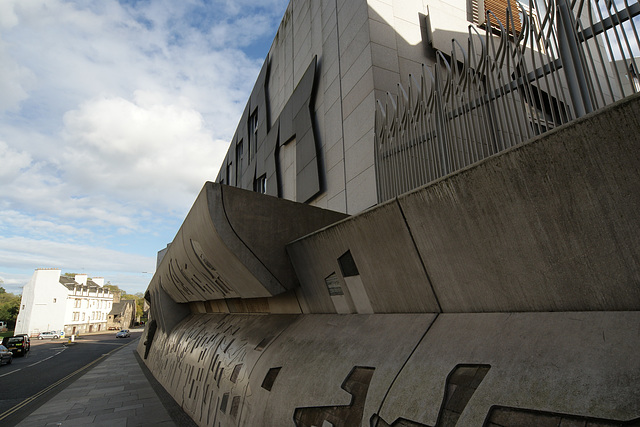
[[236, 139, 244, 185], [226, 162, 232, 186], [248, 108, 258, 163], [254, 174, 267, 194]]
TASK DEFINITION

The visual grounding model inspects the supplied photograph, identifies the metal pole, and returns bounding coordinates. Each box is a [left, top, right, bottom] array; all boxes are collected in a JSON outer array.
[[556, 0, 594, 117]]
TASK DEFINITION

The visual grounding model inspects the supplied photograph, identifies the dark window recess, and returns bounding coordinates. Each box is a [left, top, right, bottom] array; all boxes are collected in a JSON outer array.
[[249, 109, 258, 138], [338, 250, 359, 277], [254, 174, 267, 194], [217, 368, 223, 387], [230, 396, 241, 418], [254, 336, 273, 351], [261, 367, 282, 391], [324, 273, 344, 296], [236, 139, 244, 184], [230, 364, 243, 383], [220, 393, 229, 413]]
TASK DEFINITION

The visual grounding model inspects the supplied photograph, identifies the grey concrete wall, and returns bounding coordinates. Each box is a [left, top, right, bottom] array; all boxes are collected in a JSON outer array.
[[152, 182, 347, 305], [287, 201, 441, 314], [138, 311, 640, 426], [288, 94, 640, 313]]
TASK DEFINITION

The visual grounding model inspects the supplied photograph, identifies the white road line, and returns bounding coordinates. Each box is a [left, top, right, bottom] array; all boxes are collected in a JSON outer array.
[[0, 368, 21, 378], [27, 348, 66, 367], [0, 347, 68, 378]]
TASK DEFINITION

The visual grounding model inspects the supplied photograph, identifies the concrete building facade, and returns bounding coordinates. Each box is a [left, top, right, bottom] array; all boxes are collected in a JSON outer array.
[[215, 0, 452, 213], [140, 0, 640, 425], [15, 269, 115, 337]]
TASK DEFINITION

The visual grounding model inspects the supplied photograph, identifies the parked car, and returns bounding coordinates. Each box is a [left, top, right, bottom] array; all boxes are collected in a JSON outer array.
[[0, 344, 12, 365], [38, 330, 65, 339], [2, 335, 30, 356], [115, 329, 130, 338]]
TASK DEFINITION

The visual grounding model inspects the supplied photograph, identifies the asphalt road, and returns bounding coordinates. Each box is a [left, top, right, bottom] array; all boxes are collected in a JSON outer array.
[[0, 329, 142, 425]]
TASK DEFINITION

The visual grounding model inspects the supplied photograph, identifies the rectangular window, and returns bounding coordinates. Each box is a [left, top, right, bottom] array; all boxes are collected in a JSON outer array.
[[248, 109, 258, 163], [82, 313, 85, 321], [236, 139, 244, 185], [254, 174, 267, 194]]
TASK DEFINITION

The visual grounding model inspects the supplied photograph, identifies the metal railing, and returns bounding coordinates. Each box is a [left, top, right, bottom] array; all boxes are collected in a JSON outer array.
[[375, 0, 640, 202]]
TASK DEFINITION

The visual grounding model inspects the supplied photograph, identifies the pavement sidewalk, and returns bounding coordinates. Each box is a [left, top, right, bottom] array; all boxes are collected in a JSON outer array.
[[15, 338, 196, 427]]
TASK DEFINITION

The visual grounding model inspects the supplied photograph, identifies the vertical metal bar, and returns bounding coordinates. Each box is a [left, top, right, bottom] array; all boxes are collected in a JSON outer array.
[[557, 0, 594, 117]]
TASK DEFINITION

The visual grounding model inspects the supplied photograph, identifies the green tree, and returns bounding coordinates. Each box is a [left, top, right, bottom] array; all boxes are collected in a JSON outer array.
[[0, 291, 21, 329], [104, 282, 127, 296]]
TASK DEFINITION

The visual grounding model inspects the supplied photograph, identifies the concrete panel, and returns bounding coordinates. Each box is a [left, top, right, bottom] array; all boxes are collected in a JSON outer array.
[[375, 311, 640, 426], [343, 91, 376, 152], [368, 15, 398, 50], [370, 41, 401, 73], [322, 94, 343, 149], [399, 94, 640, 312], [287, 199, 441, 313], [367, 0, 395, 25], [241, 313, 437, 426], [391, 0, 426, 25], [152, 182, 347, 303], [337, 0, 368, 34], [342, 67, 375, 119], [372, 65, 402, 96], [140, 314, 299, 426], [345, 133, 375, 182], [345, 164, 378, 213], [328, 190, 347, 212], [338, 4, 370, 63], [340, 45, 373, 98]]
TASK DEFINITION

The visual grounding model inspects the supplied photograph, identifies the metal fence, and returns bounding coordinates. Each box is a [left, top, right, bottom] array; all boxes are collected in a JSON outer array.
[[375, 0, 640, 202]]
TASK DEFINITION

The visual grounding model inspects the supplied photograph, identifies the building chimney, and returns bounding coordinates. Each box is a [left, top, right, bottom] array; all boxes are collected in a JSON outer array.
[[75, 274, 88, 285], [93, 277, 105, 287]]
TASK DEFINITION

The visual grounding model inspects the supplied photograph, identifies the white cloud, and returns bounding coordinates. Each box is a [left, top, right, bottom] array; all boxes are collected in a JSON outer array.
[[0, 141, 31, 184], [0, 35, 36, 113], [0, 210, 92, 240], [0, 235, 155, 279], [0, 0, 288, 293], [61, 91, 223, 209]]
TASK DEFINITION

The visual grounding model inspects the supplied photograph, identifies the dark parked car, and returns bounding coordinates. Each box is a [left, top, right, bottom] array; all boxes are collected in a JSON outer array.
[[115, 329, 130, 338], [0, 344, 13, 365], [2, 335, 30, 356]]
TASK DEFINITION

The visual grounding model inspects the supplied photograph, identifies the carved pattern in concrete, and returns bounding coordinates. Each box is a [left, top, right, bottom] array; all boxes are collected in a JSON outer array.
[[293, 366, 375, 427], [371, 364, 490, 427]]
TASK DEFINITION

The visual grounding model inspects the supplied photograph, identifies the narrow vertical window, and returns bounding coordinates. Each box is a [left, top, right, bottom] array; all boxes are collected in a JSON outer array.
[[248, 108, 258, 162], [236, 139, 244, 185]]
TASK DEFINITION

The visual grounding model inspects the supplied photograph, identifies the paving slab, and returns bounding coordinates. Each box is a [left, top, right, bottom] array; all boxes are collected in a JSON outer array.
[[15, 338, 196, 427]]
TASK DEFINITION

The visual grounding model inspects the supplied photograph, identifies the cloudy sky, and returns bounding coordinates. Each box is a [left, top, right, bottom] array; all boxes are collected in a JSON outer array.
[[0, 0, 289, 295]]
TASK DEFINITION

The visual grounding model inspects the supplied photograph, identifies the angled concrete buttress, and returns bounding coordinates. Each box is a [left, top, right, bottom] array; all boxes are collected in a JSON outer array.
[[146, 182, 348, 333]]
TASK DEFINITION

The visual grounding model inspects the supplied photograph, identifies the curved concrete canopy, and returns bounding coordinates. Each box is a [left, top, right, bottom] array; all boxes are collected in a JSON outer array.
[[151, 182, 347, 304]]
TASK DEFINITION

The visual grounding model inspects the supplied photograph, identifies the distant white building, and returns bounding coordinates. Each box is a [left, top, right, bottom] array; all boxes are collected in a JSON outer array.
[[15, 268, 115, 337]]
